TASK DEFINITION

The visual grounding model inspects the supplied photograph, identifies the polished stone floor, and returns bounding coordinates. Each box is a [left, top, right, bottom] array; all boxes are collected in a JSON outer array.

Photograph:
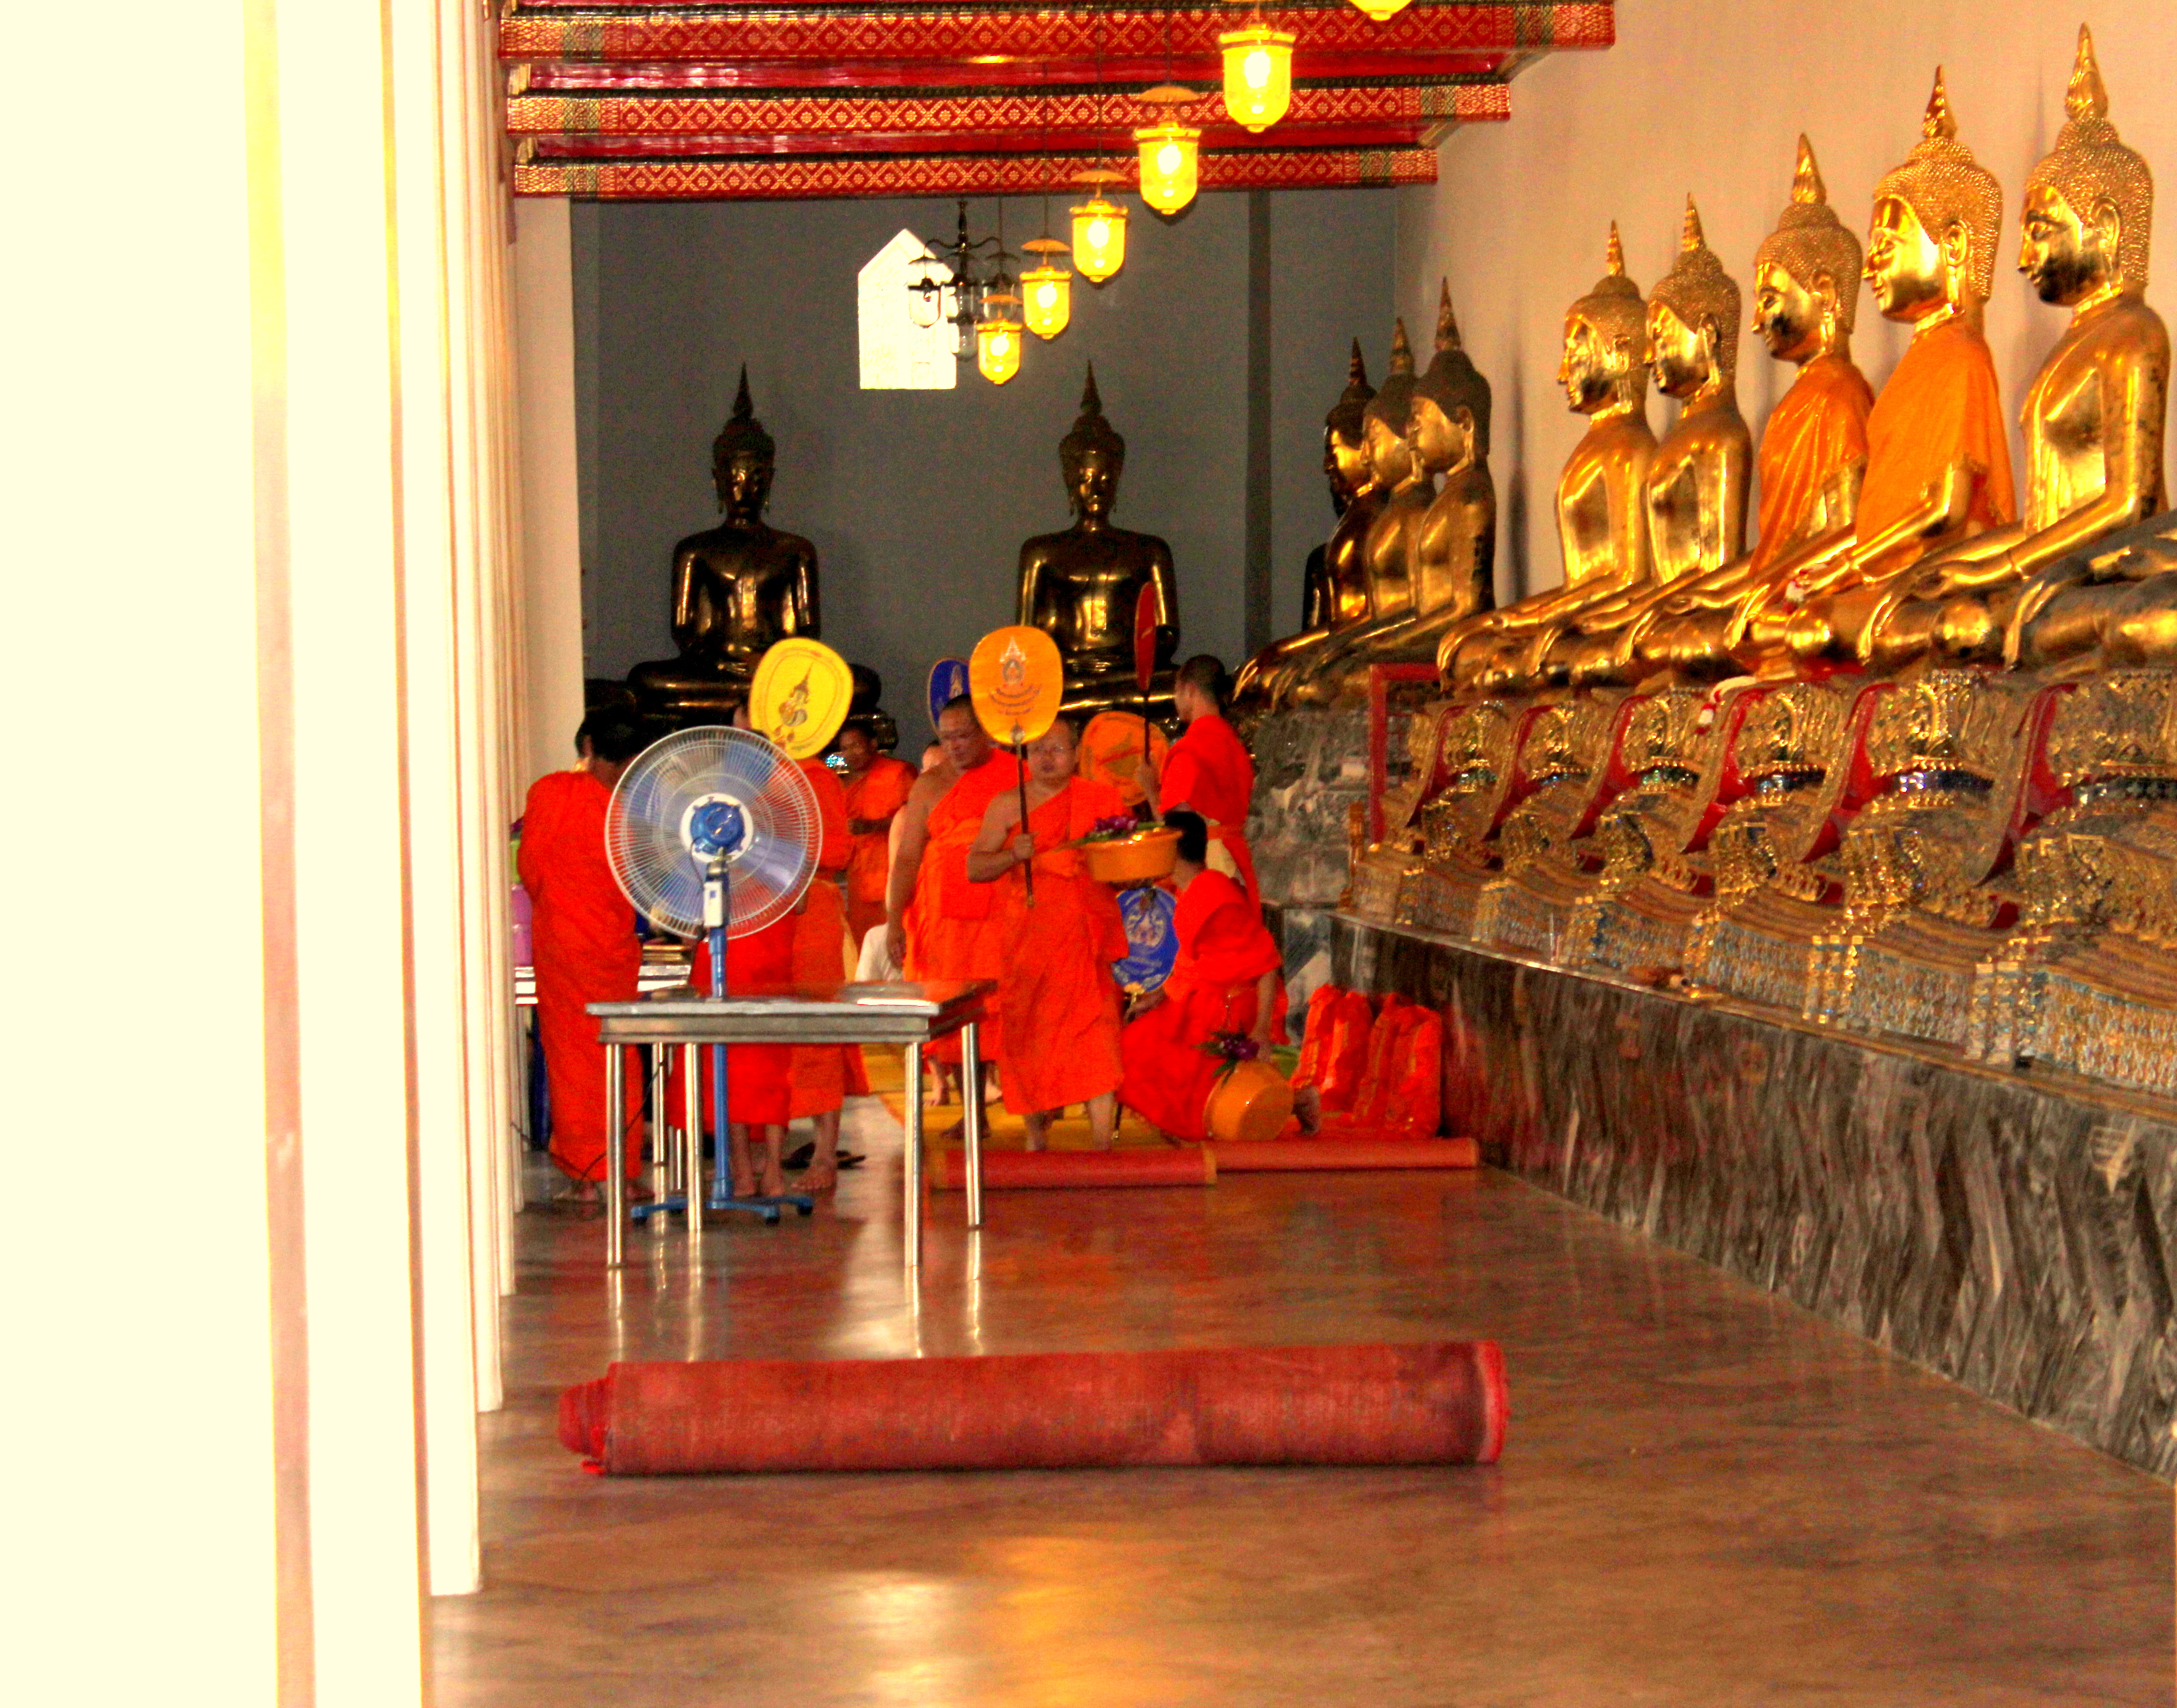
[[432, 1094, 2173, 1707]]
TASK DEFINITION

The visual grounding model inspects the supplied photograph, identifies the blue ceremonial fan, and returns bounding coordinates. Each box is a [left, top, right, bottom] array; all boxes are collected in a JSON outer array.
[[927, 658, 969, 732], [1111, 884, 1179, 996]]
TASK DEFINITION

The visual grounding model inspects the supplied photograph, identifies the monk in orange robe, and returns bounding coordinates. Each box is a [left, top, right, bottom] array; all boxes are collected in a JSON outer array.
[[1119, 812, 1287, 1143], [889, 697, 1023, 1123], [787, 752, 867, 1190], [675, 919, 797, 1198], [1139, 655, 1259, 906], [967, 718, 1129, 1148], [516, 712, 647, 1197], [838, 720, 917, 949]]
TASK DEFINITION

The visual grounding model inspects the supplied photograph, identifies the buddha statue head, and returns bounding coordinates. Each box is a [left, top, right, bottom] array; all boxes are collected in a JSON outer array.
[[1754, 136, 1863, 362], [1647, 196, 1741, 399], [1361, 317, 1420, 488], [711, 365, 776, 520], [1324, 338, 1376, 511], [2021, 24, 2151, 307], [1866, 70, 2004, 323], [1059, 364, 1127, 522], [1561, 222, 1649, 414], [1410, 279, 1492, 474]]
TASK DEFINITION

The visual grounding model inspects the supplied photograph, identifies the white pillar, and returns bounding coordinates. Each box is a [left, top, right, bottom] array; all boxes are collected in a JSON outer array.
[[515, 197, 589, 781]]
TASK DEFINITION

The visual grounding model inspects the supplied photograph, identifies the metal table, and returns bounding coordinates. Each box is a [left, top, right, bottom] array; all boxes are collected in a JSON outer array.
[[587, 980, 992, 1269]]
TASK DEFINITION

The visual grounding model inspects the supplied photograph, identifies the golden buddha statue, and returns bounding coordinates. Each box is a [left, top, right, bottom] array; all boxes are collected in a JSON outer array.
[[1356, 316, 1434, 626], [1232, 342, 1381, 709], [1440, 224, 1656, 691], [1765, 71, 2016, 668], [1019, 365, 1181, 718], [1546, 198, 1751, 686], [1629, 138, 1876, 677], [628, 368, 820, 722], [1292, 283, 1496, 699], [1869, 26, 2167, 671]]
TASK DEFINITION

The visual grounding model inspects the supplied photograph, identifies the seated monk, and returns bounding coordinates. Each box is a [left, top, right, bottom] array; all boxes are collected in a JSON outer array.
[[1626, 138, 1875, 677], [966, 718, 1128, 1150], [1765, 73, 2016, 667], [838, 718, 918, 948], [1876, 27, 2167, 671], [1119, 812, 1287, 1144], [516, 709, 647, 1202], [888, 696, 1023, 1128], [1137, 655, 1259, 905]]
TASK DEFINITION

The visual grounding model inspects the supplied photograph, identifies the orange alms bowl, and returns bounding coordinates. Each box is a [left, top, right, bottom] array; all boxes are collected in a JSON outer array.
[[1202, 1059, 1295, 1144], [1081, 827, 1181, 885]]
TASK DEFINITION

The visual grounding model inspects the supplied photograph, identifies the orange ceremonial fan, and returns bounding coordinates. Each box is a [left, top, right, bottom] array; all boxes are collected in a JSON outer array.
[[968, 624, 1065, 747]]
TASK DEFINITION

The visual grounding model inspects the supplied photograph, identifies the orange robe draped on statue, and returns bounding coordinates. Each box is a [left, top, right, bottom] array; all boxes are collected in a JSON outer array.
[[842, 754, 916, 947], [790, 757, 868, 1118], [1749, 352, 1876, 575], [517, 769, 640, 1182], [985, 777, 1129, 1118], [903, 751, 1024, 1066], [1158, 713, 1259, 906], [1852, 315, 2015, 579], [1119, 870, 1287, 1142]]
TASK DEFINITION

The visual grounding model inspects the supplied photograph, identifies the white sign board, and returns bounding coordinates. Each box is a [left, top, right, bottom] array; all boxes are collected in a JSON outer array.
[[858, 228, 957, 391]]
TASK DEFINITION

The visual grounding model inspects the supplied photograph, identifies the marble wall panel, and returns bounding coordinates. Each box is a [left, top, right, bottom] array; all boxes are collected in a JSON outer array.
[[1318, 913, 2177, 1478]]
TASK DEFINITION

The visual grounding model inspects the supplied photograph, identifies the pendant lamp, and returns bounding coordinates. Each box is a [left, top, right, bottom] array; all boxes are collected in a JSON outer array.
[[1070, 169, 1129, 284], [1133, 83, 1202, 217], [1019, 237, 1073, 339], [1219, 22, 1295, 132], [1348, 0, 1413, 18], [976, 293, 1024, 384]]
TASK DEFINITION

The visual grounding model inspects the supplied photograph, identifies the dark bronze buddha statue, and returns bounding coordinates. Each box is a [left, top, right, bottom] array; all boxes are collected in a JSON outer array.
[[628, 368, 820, 724], [1019, 366, 1182, 718]]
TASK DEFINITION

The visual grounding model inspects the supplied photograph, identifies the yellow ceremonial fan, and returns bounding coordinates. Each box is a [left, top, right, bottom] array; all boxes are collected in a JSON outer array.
[[967, 625, 1064, 747], [749, 637, 854, 760]]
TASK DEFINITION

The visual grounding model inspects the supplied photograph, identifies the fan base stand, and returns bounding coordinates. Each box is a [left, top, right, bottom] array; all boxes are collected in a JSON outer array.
[[630, 1192, 813, 1227]]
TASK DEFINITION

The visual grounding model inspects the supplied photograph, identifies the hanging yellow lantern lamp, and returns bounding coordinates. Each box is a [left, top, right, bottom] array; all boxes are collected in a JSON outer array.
[[1219, 23, 1295, 132], [1070, 170, 1130, 284], [1132, 84, 1203, 216], [976, 292, 1024, 384], [1018, 237, 1073, 339], [1347, 0, 1412, 18]]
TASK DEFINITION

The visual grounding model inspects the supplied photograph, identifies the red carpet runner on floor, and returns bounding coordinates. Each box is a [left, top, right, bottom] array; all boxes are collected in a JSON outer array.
[[933, 1147, 1215, 1190], [562, 1342, 1508, 1474]]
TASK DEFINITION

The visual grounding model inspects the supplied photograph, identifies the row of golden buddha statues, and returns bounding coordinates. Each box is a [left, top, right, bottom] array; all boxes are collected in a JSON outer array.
[[626, 365, 1182, 730], [1246, 29, 2177, 1100]]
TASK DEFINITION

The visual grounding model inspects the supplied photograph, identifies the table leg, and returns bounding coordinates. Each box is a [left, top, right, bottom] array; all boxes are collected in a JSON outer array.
[[648, 1046, 669, 1209], [682, 1041, 704, 1237], [605, 1042, 625, 1268], [903, 1040, 924, 1273], [960, 1020, 985, 1231]]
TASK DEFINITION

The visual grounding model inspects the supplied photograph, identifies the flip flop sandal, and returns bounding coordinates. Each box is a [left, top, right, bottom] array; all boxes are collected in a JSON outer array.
[[782, 1141, 816, 1170], [835, 1151, 867, 1169]]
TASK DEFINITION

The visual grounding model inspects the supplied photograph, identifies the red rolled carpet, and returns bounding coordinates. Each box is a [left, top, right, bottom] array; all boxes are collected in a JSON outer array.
[[932, 1147, 1215, 1190], [1210, 1137, 1480, 1172], [560, 1340, 1507, 1474]]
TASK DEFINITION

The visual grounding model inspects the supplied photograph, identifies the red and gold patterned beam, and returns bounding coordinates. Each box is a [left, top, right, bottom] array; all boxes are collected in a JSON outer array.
[[512, 147, 1438, 201], [501, 2, 1612, 90], [506, 82, 1509, 157]]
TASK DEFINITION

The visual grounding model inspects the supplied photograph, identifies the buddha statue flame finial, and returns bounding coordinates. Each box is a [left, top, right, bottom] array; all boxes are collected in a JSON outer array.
[[1060, 362, 1126, 482], [1651, 195, 1742, 379], [2026, 22, 2153, 287], [1365, 317, 1419, 434], [1327, 337, 1375, 440], [1605, 220, 1627, 276], [1414, 278, 1493, 456], [1791, 133, 1827, 206], [1875, 67, 2004, 302], [1758, 136, 1863, 332], [713, 363, 776, 467], [1433, 277, 1462, 353]]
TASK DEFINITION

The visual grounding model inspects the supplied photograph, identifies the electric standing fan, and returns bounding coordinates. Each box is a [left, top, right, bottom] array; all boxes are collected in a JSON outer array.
[[605, 725, 822, 1219]]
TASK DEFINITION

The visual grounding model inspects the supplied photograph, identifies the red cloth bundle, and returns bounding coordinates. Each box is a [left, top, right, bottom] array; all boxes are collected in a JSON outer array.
[[560, 1340, 1507, 1474], [1309, 989, 1376, 1113], [1210, 1137, 1478, 1172], [933, 1148, 1215, 1190], [1319, 1003, 1445, 1141]]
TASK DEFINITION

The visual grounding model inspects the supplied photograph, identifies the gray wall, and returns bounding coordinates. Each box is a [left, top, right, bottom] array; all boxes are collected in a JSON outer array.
[[571, 190, 1392, 721]]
